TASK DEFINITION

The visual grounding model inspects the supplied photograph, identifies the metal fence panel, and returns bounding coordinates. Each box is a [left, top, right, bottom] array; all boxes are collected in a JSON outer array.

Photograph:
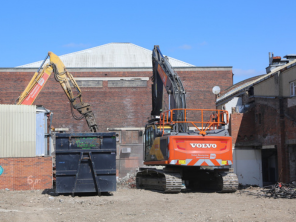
[[0, 105, 36, 157]]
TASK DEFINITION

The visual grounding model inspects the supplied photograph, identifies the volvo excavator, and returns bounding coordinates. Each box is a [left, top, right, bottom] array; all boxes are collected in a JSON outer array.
[[136, 45, 239, 193], [16, 52, 98, 132]]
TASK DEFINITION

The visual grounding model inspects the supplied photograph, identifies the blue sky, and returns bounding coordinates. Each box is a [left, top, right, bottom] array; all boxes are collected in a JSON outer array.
[[0, 0, 295, 83]]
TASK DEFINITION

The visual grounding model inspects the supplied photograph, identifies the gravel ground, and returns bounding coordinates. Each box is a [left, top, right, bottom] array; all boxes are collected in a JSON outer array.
[[0, 187, 295, 222]]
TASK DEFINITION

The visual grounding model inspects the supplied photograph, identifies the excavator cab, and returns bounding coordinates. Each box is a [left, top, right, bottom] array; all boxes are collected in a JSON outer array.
[[144, 124, 172, 161]]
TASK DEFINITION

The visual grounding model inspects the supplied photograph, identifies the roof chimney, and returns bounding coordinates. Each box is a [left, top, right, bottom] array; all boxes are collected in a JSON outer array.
[[269, 52, 273, 65]]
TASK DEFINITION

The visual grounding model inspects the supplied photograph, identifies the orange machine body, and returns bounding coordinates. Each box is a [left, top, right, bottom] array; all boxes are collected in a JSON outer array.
[[144, 108, 232, 168], [145, 135, 232, 167]]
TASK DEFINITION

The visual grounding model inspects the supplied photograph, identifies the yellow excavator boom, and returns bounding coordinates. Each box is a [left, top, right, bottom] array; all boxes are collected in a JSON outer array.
[[16, 52, 98, 132]]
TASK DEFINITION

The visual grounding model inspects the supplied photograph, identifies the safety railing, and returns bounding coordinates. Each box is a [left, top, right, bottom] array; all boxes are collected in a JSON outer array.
[[159, 108, 229, 135]]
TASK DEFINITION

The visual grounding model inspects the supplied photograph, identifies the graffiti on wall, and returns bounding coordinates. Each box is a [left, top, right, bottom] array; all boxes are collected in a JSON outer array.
[[27, 175, 41, 190], [0, 166, 3, 176]]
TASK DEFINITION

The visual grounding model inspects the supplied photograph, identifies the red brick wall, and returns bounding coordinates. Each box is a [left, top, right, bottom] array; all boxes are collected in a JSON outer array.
[[230, 101, 282, 146], [230, 113, 243, 144], [0, 157, 52, 190], [285, 102, 296, 140], [254, 101, 281, 145], [229, 98, 295, 182], [0, 69, 232, 132], [230, 110, 256, 145]]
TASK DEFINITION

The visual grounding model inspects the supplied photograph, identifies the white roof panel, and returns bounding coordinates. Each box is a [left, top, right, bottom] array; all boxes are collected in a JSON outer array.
[[18, 43, 194, 68]]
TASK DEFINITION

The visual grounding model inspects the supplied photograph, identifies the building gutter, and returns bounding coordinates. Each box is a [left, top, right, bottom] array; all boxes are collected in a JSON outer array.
[[0, 66, 232, 72]]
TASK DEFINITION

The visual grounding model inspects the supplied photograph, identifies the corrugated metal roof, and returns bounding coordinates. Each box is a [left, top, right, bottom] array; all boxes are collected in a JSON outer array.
[[217, 58, 296, 103], [18, 43, 194, 68]]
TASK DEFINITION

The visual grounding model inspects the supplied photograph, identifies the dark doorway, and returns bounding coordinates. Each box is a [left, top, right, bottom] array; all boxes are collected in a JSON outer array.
[[288, 145, 296, 182], [262, 149, 278, 186]]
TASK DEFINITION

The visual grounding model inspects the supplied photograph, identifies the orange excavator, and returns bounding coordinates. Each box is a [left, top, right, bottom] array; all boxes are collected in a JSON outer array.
[[16, 52, 98, 132], [136, 45, 238, 193]]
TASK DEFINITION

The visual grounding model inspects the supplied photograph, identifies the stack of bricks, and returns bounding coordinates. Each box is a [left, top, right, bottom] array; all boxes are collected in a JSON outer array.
[[0, 157, 52, 190]]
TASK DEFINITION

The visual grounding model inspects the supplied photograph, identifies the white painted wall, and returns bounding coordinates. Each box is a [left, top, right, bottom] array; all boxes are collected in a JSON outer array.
[[233, 149, 263, 187]]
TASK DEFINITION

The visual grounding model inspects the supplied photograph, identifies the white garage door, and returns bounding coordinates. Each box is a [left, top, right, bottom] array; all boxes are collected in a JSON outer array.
[[233, 149, 263, 187]]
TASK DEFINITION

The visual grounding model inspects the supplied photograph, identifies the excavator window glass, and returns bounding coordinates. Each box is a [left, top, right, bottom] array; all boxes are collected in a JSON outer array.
[[145, 129, 149, 145], [163, 129, 171, 134], [151, 127, 154, 141], [148, 128, 151, 146], [145, 126, 155, 152], [145, 127, 151, 148], [157, 127, 171, 134]]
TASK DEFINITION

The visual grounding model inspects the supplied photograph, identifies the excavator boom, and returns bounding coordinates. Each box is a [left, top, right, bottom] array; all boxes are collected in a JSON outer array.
[[151, 45, 187, 132], [17, 52, 98, 132]]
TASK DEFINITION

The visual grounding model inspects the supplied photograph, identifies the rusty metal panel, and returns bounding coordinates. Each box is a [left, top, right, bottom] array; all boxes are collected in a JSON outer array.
[[0, 105, 36, 157]]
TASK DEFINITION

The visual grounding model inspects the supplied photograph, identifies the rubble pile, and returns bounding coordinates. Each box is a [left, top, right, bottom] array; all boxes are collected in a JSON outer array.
[[117, 171, 138, 189], [260, 182, 296, 199], [243, 182, 296, 199]]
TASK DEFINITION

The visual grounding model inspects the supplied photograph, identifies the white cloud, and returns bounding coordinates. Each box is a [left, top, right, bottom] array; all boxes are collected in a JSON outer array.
[[179, 44, 192, 50], [62, 43, 90, 48], [233, 68, 265, 77]]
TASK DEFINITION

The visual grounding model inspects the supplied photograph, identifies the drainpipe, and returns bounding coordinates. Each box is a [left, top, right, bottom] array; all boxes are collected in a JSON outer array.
[[278, 71, 289, 182]]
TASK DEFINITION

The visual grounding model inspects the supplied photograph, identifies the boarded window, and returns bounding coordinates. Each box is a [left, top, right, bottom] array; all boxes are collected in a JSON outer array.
[[71, 80, 103, 87], [290, 81, 296, 96], [108, 80, 147, 87], [256, 113, 262, 124], [121, 131, 140, 144]]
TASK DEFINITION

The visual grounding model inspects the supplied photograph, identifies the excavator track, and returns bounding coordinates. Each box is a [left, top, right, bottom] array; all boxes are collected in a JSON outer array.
[[219, 172, 239, 193], [136, 168, 182, 193], [136, 168, 238, 193]]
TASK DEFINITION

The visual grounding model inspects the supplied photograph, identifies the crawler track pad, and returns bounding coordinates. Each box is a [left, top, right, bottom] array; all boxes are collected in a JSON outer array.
[[219, 172, 239, 193], [136, 169, 182, 193]]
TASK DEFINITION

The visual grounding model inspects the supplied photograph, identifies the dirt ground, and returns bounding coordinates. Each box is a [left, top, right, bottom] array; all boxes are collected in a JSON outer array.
[[0, 187, 295, 222]]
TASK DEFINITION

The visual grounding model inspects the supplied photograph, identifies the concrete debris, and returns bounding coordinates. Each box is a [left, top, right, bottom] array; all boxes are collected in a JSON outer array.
[[117, 170, 137, 189], [242, 182, 296, 199]]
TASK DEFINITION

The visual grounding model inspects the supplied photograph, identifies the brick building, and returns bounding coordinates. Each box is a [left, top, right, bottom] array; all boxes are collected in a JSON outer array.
[[0, 105, 53, 190], [0, 43, 233, 178], [217, 53, 296, 186], [0, 157, 52, 190]]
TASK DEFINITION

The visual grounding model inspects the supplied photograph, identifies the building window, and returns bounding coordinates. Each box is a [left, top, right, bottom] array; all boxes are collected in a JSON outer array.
[[290, 81, 296, 96], [256, 113, 262, 124]]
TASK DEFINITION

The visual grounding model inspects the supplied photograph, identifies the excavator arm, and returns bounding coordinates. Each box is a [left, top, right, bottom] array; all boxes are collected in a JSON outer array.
[[151, 45, 187, 132], [17, 52, 98, 132]]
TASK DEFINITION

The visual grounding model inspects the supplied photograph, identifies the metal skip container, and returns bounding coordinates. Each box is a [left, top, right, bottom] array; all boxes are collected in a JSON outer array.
[[55, 132, 116, 195]]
